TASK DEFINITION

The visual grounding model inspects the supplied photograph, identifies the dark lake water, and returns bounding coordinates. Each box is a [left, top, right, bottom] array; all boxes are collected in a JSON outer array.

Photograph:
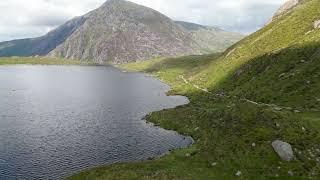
[[0, 65, 192, 179]]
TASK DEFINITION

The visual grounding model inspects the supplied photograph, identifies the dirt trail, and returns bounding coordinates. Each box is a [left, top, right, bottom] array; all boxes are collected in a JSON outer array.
[[179, 75, 300, 111]]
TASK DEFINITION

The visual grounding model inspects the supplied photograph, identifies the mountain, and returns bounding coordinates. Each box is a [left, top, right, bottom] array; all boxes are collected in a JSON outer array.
[[76, 0, 320, 179], [50, 0, 203, 64], [0, 16, 86, 57], [175, 21, 244, 53], [0, 0, 243, 64]]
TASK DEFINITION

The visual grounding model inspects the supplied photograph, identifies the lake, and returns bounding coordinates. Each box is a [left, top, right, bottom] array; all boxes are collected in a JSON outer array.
[[0, 65, 192, 179]]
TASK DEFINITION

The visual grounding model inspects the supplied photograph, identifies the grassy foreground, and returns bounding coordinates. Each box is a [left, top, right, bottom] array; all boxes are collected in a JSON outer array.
[[69, 0, 320, 179]]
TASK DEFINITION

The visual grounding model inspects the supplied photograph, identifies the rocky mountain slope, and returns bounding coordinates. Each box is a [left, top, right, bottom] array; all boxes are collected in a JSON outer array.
[[71, 0, 320, 179], [0, 16, 86, 57], [273, 0, 301, 17], [266, 0, 302, 24], [50, 0, 202, 64], [0, 0, 243, 64]]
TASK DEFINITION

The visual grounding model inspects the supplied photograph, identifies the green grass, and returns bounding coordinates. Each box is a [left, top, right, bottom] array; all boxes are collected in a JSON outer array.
[[70, 57, 320, 180], [0, 57, 97, 65], [69, 0, 320, 179]]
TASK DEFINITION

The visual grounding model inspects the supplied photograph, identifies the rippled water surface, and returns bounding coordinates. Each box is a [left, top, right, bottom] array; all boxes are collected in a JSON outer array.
[[0, 65, 192, 179]]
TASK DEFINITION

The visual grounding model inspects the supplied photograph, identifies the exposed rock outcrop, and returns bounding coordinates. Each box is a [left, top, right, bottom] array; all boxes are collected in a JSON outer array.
[[267, 0, 301, 24], [274, 0, 300, 18], [314, 20, 320, 29]]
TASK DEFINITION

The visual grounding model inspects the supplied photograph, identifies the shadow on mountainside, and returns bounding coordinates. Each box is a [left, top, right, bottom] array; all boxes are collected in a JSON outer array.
[[211, 42, 320, 110]]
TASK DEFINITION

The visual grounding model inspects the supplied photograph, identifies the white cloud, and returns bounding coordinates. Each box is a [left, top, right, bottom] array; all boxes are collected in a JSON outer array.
[[0, 0, 285, 41]]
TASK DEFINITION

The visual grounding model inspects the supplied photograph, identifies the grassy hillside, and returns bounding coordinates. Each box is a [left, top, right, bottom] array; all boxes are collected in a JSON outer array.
[[69, 0, 320, 179], [191, 0, 320, 110]]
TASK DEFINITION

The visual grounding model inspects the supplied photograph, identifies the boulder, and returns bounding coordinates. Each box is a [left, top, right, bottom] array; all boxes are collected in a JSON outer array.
[[211, 162, 217, 166], [235, 170, 242, 176], [314, 20, 320, 29], [272, 140, 295, 161]]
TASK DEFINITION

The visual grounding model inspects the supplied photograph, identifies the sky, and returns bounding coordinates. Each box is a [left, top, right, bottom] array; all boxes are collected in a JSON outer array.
[[0, 0, 285, 42]]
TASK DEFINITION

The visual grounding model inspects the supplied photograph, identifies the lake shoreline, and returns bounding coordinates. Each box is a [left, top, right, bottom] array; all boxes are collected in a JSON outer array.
[[0, 61, 194, 179]]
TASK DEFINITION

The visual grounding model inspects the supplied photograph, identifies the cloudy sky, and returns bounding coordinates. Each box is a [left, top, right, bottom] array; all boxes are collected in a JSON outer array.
[[0, 0, 285, 42]]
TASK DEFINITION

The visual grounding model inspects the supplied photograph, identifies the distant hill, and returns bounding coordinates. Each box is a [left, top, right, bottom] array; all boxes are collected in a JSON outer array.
[[175, 21, 244, 53], [0, 16, 86, 57], [0, 0, 243, 64]]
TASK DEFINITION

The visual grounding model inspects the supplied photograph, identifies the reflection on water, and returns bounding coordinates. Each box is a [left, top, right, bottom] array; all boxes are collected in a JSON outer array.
[[0, 65, 192, 179]]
